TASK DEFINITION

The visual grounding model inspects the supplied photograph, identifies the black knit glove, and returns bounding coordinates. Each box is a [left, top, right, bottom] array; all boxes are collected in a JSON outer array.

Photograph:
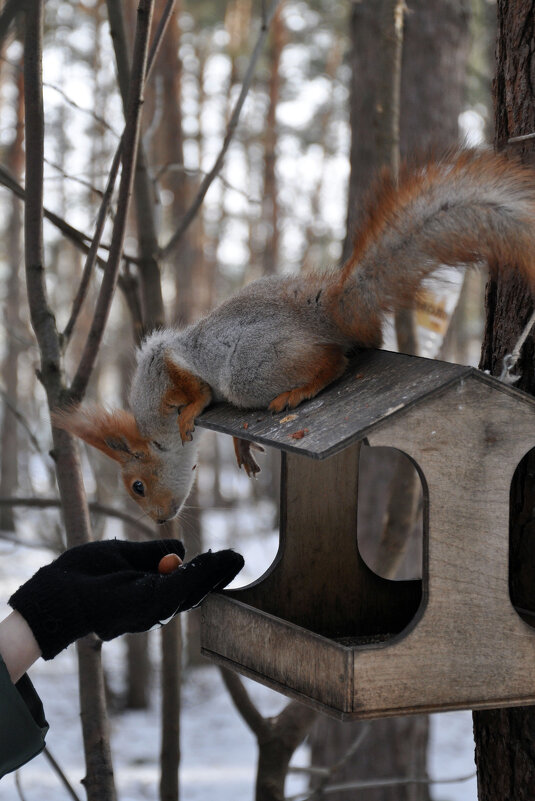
[[9, 539, 244, 660]]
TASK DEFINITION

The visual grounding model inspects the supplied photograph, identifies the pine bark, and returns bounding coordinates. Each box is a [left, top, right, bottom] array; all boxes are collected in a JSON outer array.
[[472, 3, 535, 798]]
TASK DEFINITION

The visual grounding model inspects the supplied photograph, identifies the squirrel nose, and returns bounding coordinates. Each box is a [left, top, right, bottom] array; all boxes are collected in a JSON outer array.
[[157, 504, 179, 525]]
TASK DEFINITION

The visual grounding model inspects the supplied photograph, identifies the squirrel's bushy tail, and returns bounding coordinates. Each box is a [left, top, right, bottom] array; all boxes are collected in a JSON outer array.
[[332, 149, 535, 340]]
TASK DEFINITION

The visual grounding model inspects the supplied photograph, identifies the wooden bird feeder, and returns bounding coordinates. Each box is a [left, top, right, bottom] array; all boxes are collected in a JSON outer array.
[[198, 349, 535, 720]]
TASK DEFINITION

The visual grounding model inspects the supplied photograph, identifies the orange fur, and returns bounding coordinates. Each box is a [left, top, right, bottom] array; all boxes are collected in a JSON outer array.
[[268, 343, 347, 412], [52, 407, 151, 463], [57, 148, 535, 517], [326, 149, 535, 338], [162, 355, 213, 442], [52, 406, 181, 523]]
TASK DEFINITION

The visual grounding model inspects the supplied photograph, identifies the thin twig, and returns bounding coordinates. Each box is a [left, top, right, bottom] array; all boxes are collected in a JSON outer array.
[[43, 747, 83, 801], [14, 769, 28, 801], [155, 160, 262, 202], [70, 0, 155, 402], [145, 0, 177, 84], [0, 160, 141, 306], [63, 0, 176, 349], [42, 81, 120, 138], [0, 496, 156, 538], [106, 0, 164, 331], [0, 54, 121, 137], [61, 145, 122, 347], [287, 771, 477, 800], [306, 724, 370, 800], [161, 0, 281, 259], [0, 162, 142, 265], [0, 530, 60, 550], [45, 157, 106, 199], [0, 388, 42, 452], [0, 163, 96, 251], [508, 132, 535, 143]]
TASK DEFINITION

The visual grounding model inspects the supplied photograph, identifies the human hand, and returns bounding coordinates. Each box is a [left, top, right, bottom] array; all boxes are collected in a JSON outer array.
[[9, 539, 244, 660]]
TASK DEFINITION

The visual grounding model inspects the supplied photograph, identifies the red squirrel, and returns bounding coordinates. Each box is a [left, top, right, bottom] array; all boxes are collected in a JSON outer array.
[[54, 148, 535, 524]]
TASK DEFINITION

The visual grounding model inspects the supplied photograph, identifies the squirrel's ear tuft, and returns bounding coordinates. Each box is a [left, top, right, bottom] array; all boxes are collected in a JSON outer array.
[[51, 406, 151, 464]]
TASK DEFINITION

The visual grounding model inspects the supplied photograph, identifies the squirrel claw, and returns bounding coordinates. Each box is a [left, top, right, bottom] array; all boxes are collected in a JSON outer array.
[[269, 391, 298, 413], [233, 437, 262, 477], [178, 416, 196, 444]]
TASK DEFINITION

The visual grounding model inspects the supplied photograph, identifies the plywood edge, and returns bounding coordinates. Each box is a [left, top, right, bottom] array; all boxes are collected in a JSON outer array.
[[200, 649, 358, 721], [348, 692, 535, 720], [201, 593, 354, 713]]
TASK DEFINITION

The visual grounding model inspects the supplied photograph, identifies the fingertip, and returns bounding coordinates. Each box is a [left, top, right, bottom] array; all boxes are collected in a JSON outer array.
[[161, 538, 186, 560]]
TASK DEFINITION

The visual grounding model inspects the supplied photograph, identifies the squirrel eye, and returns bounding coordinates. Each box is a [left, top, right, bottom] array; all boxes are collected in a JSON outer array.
[[132, 480, 145, 497]]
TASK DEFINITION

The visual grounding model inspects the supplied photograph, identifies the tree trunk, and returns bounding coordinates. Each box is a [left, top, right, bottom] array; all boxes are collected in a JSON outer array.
[[220, 667, 316, 801], [160, 615, 182, 801], [472, 3, 535, 798], [23, 3, 119, 797], [0, 63, 23, 531], [261, 3, 284, 277], [23, 0, 155, 795], [343, 0, 470, 260], [310, 2, 471, 797]]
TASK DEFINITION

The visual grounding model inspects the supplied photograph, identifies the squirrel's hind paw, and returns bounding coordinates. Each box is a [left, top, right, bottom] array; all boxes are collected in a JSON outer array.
[[233, 436, 263, 477]]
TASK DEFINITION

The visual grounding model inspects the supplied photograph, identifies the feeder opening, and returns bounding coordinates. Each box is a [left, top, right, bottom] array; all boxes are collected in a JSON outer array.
[[510, 447, 535, 628], [357, 444, 424, 581], [228, 443, 424, 646]]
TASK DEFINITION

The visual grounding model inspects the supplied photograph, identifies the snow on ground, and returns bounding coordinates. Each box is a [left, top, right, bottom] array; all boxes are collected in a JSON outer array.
[[0, 536, 477, 801], [0, 645, 477, 801]]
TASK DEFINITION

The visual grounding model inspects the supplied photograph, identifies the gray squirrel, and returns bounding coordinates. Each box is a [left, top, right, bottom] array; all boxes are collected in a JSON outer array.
[[53, 148, 535, 523]]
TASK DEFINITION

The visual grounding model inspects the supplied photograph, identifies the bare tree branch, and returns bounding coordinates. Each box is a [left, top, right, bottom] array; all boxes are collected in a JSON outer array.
[[70, 0, 156, 402], [160, 0, 281, 259], [0, 0, 18, 49], [24, 1, 62, 403], [0, 496, 156, 538], [306, 724, 370, 800], [61, 145, 122, 347], [106, 0, 170, 330], [220, 666, 317, 800], [0, 163, 104, 260], [0, 160, 143, 322], [220, 667, 271, 739], [145, 0, 176, 84], [63, 0, 176, 347]]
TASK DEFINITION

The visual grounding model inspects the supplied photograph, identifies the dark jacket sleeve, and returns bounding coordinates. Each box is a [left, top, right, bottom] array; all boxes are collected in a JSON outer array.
[[0, 655, 48, 779]]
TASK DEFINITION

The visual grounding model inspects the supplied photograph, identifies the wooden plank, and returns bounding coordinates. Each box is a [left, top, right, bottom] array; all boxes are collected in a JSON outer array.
[[230, 444, 421, 638], [200, 363, 535, 718], [201, 594, 354, 713], [351, 375, 535, 716], [196, 349, 470, 459]]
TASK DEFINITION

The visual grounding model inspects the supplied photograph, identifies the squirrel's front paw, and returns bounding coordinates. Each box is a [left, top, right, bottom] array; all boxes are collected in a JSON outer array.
[[178, 407, 196, 443]]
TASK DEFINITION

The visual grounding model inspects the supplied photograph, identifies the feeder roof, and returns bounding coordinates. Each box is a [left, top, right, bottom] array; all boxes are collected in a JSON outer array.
[[197, 349, 534, 460]]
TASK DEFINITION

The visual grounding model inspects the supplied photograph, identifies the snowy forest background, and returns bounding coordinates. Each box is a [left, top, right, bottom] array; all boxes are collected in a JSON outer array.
[[0, 0, 503, 799]]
